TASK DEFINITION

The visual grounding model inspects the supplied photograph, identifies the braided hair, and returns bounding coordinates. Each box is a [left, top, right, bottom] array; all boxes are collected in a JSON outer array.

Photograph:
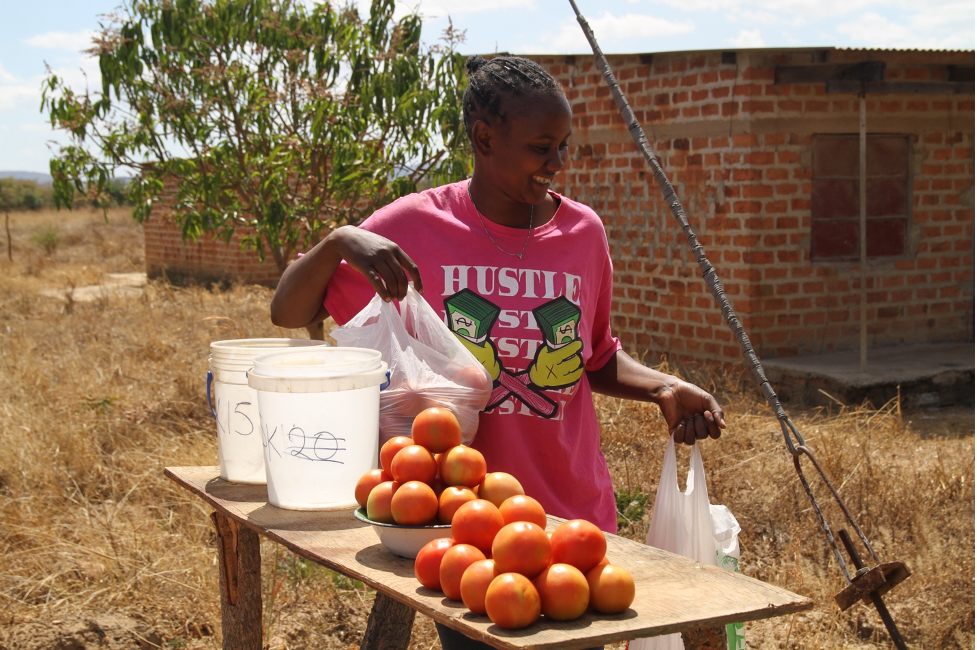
[[463, 55, 563, 139]]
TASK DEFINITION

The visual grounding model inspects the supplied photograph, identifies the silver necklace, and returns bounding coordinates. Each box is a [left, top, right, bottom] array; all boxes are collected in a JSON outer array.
[[467, 180, 535, 260]]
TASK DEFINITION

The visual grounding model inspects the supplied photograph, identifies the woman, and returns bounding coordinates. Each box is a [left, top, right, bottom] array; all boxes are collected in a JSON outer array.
[[271, 54, 725, 649]]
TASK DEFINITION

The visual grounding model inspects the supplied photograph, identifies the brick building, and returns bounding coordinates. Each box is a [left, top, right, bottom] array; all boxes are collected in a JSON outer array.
[[143, 176, 282, 286], [144, 46, 974, 365], [543, 46, 974, 364]]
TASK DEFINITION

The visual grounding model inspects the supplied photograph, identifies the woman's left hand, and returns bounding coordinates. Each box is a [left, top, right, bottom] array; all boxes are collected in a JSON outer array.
[[656, 380, 726, 444]]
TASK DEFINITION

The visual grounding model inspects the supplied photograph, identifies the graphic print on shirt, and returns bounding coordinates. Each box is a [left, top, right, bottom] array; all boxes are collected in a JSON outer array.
[[444, 288, 583, 418]]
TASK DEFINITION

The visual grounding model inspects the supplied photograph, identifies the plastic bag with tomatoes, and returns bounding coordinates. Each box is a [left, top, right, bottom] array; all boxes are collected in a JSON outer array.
[[332, 285, 492, 445]]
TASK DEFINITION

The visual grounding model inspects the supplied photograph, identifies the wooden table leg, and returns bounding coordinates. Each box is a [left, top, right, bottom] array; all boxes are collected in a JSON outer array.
[[361, 591, 416, 650], [681, 624, 728, 649], [212, 512, 262, 650]]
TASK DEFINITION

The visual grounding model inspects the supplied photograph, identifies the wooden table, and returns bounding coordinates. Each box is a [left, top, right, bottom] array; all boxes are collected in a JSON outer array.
[[166, 466, 811, 649]]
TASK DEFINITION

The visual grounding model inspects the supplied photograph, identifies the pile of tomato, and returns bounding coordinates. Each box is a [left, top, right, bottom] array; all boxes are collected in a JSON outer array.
[[354, 406, 635, 630]]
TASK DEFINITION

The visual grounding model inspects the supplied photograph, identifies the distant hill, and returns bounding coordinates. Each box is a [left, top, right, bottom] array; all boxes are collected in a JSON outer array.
[[0, 171, 53, 184]]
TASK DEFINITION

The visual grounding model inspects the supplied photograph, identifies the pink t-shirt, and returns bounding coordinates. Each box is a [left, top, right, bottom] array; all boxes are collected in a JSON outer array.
[[324, 180, 622, 531]]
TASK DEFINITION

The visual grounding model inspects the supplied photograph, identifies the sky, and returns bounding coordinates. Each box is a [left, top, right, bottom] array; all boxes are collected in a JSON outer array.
[[0, 0, 973, 174]]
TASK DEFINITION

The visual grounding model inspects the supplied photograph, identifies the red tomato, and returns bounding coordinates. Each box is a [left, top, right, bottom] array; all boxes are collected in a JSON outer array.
[[534, 563, 590, 621], [439, 445, 487, 488], [365, 480, 398, 523], [491, 521, 552, 579], [484, 573, 541, 630], [498, 494, 547, 529], [477, 471, 524, 507], [379, 436, 413, 474], [451, 499, 504, 555], [355, 468, 391, 509], [414, 537, 454, 591], [452, 365, 492, 392], [550, 519, 607, 574], [390, 480, 439, 525], [438, 486, 478, 524], [459, 559, 498, 615], [390, 444, 438, 484], [585, 563, 635, 614], [439, 543, 487, 601], [411, 406, 463, 453]]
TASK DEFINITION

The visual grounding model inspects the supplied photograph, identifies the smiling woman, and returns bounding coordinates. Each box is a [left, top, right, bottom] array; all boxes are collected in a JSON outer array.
[[270, 52, 727, 649]]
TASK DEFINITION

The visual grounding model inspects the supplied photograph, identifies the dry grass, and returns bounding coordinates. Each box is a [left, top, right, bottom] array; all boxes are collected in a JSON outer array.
[[0, 208, 973, 649]]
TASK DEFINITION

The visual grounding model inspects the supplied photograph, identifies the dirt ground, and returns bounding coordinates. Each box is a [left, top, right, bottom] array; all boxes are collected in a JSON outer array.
[[0, 208, 973, 649]]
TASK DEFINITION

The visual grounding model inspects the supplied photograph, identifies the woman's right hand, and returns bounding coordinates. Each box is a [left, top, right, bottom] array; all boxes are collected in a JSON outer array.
[[328, 226, 422, 302], [270, 225, 422, 329]]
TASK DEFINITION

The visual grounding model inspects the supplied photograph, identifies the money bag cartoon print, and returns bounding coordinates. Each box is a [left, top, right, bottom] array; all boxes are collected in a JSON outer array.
[[444, 289, 583, 418]]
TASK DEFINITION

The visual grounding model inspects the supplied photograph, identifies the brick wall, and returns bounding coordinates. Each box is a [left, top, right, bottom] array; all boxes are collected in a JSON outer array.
[[142, 176, 281, 286], [534, 48, 974, 364], [143, 47, 974, 364]]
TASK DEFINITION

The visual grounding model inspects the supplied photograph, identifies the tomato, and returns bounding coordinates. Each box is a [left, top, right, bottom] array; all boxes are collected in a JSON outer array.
[[414, 537, 454, 591], [477, 471, 524, 507], [451, 499, 504, 555], [491, 521, 551, 579], [365, 480, 398, 523], [586, 563, 635, 614], [484, 573, 541, 630], [437, 486, 478, 524], [379, 436, 413, 474], [439, 445, 487, 488], [390, 480, 439, 525], [411, 406, 463, 453], [439, 543, 487, 601], [390, 444, 438, 484], [498, 494, 547, 529], [534, 563, 590, 621], [355, 468, 392, 509], [459, 559, 497, 615], [452, 364, 492, 392], [550, 519, 606, 574]]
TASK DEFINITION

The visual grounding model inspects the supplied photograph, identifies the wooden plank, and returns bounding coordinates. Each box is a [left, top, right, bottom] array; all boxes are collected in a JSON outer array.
[[774, 62, 885, 84], [362, 592, 415, 649], [211, 511, 262, 649], [827, 80, 975, 95], [166, 467, 812, 650]]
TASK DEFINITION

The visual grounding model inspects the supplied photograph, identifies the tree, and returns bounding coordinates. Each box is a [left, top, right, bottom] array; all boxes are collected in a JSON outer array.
[[42, 0, 470, 273]]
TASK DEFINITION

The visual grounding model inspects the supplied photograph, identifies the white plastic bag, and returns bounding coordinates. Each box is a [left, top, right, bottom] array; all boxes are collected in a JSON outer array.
[[331, 285, 492, 444], [628, 440, 743, 650]]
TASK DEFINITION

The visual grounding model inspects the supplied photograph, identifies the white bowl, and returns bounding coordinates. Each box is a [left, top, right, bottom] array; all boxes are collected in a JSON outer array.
[[354, 508, 451, 559]]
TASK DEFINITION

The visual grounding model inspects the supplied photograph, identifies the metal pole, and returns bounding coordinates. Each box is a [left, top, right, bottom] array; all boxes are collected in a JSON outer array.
[[859, 93, 868, 371]]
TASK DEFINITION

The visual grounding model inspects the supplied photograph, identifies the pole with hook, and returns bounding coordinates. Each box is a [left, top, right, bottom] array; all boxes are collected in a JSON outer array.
[[565, 1, 911, 645]]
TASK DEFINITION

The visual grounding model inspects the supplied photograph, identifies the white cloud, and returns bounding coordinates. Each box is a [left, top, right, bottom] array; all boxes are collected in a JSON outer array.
[[730, 29, 766, 47], [25, 30, 96, 51], [0, 82, 36, 111], [0, 64, 16, 83], [416, 0, 533, 14], [534, 12, 694, 53], [836, 12, 913, 46], [652, 0, 882, 11]]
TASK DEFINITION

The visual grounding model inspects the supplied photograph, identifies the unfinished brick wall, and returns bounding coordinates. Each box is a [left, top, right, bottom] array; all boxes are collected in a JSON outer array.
[[535, 48, 975, 364], [142, 177, 281, 286], [142, 47, 974, 364]]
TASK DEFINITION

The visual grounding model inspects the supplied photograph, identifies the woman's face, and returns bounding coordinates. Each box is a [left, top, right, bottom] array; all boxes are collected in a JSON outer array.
[[476, 90, 573, 206]]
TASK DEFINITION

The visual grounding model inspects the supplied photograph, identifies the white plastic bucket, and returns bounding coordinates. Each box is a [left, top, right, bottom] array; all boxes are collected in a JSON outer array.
[[247, 347, 389, 510], [207, 338, 328, 484]]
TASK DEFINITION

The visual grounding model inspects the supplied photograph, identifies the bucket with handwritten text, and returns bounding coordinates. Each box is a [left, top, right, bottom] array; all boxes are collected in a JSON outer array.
[[207, 338, 328, 484], [247, 347, 389, 510]]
